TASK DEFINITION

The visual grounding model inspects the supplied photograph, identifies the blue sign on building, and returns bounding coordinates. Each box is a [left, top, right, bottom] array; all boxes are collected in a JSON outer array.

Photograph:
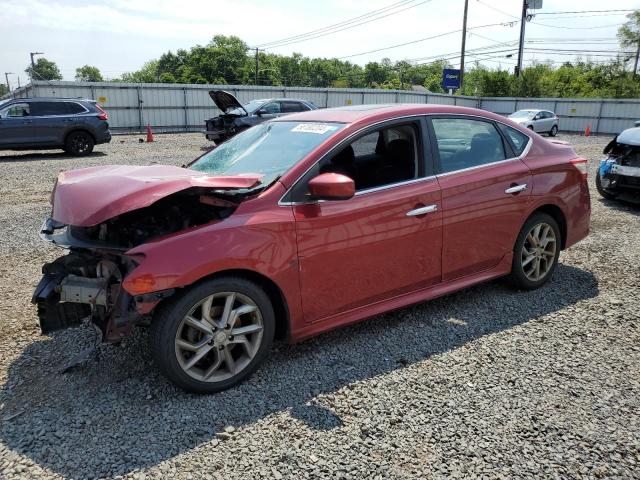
[[442, 69, 461, 90]]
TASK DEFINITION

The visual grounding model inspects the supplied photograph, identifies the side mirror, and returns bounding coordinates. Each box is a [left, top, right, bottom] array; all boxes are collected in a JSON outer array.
[[256, 109, 267, 116], [534, 115, 541, 120], [308, 173, 355, 201]]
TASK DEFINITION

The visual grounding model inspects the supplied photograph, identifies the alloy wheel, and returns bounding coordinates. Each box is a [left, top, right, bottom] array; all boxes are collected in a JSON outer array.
[[70, 134, 90, 154], [174, 292, 264, 382], [521, 222, 557, 282]]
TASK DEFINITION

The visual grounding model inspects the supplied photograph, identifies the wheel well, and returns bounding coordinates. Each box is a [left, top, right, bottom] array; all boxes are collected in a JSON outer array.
[[65, 129, 96, 144], [195, 269, 290, 341], [531, 204, 567, 249]]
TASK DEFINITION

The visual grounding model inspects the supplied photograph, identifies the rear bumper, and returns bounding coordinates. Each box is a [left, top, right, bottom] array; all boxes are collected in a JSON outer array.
[[96, 130, 112, 145]]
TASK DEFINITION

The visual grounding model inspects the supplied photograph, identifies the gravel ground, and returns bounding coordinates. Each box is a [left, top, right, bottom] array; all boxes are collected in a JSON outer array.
[[0, 133, 638, 479]]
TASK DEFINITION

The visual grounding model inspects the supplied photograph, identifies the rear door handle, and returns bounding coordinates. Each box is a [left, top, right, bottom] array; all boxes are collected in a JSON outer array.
[[406, 204, 438, 216], [505, 184, 527, 194]]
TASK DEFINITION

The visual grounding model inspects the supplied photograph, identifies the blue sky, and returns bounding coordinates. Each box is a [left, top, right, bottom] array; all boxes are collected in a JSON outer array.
[[0, 0, 637, 86]]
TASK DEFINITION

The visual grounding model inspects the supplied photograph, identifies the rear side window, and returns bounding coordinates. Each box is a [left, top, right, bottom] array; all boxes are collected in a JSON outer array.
[[498, 124, 529, 156], [30, 102, 68, 116], [431, 118, 507, 174], [282, 101, 308, 113], [64, 102, 86, 114]]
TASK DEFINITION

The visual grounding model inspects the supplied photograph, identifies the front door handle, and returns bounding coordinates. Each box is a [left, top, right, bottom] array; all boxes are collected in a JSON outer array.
[[505, 184, 527, 194], [406, 204, 438, 217]]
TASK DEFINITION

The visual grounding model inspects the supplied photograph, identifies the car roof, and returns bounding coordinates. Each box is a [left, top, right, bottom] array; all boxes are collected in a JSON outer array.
[[4, 97, 93, 103], [273, 104, 510, 125]]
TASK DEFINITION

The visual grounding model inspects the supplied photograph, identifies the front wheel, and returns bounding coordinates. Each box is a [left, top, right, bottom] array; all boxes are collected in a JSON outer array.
[[549, 125, 558, 137], [508, 213, 561, 290], [150, 277, 275, 393]]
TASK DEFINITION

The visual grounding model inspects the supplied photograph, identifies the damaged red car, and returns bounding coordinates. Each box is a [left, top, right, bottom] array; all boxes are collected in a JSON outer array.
[[33, 104, 591, 393]]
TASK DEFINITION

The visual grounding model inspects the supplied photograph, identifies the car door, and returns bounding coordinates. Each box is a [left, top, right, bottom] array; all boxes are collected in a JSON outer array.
[[29, 101, 69, 144], [287, 118, 442, 323], [0, 102, 33, 146], [428, 116, 532, 282]]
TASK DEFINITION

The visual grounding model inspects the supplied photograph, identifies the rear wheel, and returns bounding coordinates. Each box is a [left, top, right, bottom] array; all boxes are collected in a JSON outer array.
[[549, 125, 558, 137], [509, 213, 561, 290], [64, 131, 94, 156], [150, 277, 275, 393]]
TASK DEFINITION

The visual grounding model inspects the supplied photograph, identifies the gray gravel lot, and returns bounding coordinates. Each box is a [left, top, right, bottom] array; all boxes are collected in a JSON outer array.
[[0, 133, 639, 479]]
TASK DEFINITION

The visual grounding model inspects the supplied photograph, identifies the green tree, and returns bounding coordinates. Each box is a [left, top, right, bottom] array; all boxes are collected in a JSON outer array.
[[25, 57, 62, 81], [75, 65, 104, 82], [0, 84, 8, 96], [618, 10, 640, 75], [121, 60, 159, 83], [159, 72, 177, 83]]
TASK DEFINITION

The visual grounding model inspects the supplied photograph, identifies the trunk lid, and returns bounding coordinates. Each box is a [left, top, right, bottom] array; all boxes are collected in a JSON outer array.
[[208, 90, 247, 115], [51, 165, 262, 227]]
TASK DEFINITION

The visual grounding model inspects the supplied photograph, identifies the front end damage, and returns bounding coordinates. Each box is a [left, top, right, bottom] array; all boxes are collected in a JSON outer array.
[[33, 165, 262, 343], [598, 128, 640, 199]]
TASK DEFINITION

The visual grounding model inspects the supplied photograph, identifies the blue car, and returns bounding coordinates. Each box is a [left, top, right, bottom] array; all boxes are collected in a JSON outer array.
[[0, 97, 111, 156]]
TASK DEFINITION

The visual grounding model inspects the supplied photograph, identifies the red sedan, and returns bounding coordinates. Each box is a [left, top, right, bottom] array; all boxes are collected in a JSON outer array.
[[34, 104, 590, 393]]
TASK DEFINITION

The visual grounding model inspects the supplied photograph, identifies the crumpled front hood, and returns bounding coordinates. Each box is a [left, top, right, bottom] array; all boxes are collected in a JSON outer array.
[[51, 165, 262, 227]]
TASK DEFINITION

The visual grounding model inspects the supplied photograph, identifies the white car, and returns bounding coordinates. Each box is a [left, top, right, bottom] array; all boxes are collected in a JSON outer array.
[[508, 109, 559, 137]]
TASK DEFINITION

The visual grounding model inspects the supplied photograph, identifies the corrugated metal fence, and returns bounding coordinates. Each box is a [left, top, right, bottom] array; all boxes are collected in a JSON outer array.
[[3, 81, 639, 135]]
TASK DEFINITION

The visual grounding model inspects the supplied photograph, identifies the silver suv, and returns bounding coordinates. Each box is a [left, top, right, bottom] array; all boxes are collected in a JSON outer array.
[[508, 109, 559, 137], [0, 97, 111, 156]]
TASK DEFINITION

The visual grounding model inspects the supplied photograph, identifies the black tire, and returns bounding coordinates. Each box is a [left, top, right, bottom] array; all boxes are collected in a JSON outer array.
[[508, 212, 561, 290], [527, 125, 534, 130], [64, 131, 94, 156], [595, 171, 617, 200], [549, 125, 558, 137], [150, 276, 275, 393]]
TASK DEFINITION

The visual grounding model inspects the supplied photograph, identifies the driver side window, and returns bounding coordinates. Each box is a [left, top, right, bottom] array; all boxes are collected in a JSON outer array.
[[287, 122, 422, 202], [3, 103, 30, 117], [261, 102, 281, 114]]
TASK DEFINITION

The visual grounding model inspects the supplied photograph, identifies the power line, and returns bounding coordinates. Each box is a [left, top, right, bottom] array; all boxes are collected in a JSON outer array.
[[256, 0, 418, 47], [337, 21, 518, 60], [257, 0, 433, 49], [535, 9, 634, 15]]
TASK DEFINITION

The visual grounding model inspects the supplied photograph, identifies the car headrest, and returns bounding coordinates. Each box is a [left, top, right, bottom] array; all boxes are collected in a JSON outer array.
[[387, 139, 412, 156], [332, 145, 355, 166], [471, 133, 501, 157]]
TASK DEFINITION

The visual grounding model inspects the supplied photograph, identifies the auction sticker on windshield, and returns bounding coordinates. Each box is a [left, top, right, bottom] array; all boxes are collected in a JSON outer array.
[[291, 123, 338, 134]]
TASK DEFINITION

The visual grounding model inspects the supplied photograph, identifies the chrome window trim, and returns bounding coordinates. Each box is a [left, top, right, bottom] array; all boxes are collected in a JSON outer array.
[[277, 112, 533, 206]]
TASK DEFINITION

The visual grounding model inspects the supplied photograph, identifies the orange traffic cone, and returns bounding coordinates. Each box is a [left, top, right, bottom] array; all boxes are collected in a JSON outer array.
[[585, 125, 591, 137], [146, 123, 154, 142]]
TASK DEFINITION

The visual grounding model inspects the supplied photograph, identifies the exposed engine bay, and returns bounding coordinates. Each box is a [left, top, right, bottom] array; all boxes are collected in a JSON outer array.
[[598, 128, 640, 199], [33, 187, 244, 342]]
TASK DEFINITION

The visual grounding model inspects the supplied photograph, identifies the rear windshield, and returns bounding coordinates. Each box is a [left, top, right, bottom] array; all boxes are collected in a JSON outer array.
[[190, 121, 346, 188]]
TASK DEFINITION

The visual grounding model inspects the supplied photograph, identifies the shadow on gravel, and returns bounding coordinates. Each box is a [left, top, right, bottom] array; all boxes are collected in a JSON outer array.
[[0, 263, 598, 478], [598, 197, 640, 215], [0, 151, 107, 162]]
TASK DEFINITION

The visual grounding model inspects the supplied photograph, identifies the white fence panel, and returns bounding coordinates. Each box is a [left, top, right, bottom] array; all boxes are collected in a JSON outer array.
[[3, 81, 639, 134]]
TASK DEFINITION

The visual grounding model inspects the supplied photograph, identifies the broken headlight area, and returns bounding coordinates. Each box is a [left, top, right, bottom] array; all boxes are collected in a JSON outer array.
[[34, 190, 240, 342], [600, 136, 640, 193]]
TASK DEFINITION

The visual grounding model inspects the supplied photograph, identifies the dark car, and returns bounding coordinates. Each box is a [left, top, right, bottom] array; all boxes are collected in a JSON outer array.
[[34, 104, 590, 393], [204, 90, 317, 142], [597, 126, 640, 201], [0, 97, 111, 156]]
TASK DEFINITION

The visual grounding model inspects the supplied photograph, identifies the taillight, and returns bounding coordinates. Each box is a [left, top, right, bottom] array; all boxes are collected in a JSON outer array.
[[95, 104, 109, 121], [570, 158, 588, 179]]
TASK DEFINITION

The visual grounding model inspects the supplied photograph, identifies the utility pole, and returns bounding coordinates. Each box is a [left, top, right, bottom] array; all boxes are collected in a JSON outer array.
[[634, 39, 640, 77], [29, 52, 44, 81], [5, 72, 13, 91], [459, 0, 469, 92], [254, 48, 259, 86], [515, 1, 528, 77]]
